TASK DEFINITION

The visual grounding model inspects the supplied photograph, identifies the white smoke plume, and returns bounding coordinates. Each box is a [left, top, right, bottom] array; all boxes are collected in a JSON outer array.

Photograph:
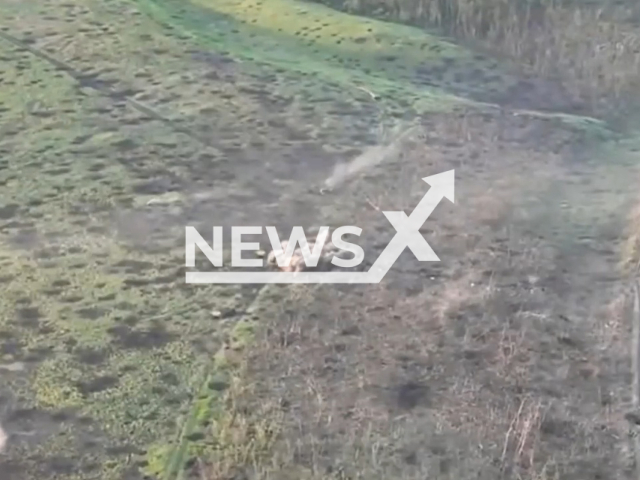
[[323, 123, 420, 191]]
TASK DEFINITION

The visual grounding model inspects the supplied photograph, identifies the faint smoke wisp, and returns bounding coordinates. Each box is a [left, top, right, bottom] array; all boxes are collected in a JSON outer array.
[[323, 125, 419, 191]]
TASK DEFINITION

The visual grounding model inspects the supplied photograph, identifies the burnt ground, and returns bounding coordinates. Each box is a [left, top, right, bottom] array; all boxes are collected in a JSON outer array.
[[0, 0, 639, 479], [238, 113, 640, 480]]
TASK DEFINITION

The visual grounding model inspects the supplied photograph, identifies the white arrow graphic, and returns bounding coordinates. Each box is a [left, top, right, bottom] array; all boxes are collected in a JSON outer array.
[[185, 170, 454, 284], [366, 169, 454, 283]]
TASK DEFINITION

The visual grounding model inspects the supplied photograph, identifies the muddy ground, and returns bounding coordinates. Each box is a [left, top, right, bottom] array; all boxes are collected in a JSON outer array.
[[0, 0, 639, 479]]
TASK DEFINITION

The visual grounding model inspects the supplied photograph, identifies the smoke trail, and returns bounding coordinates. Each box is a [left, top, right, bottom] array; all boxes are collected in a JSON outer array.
[[323, 125, 419, 191]]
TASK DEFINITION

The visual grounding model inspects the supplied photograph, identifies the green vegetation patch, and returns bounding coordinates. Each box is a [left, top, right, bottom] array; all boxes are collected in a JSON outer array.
[[132, 0, 612, 135], [132, 0, 508, 113]]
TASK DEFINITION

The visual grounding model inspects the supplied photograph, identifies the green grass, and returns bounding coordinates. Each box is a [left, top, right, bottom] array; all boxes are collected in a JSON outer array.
[[133, 0, 614, 130], [0, 0, 632, 478], [133, 0, 470, 113]]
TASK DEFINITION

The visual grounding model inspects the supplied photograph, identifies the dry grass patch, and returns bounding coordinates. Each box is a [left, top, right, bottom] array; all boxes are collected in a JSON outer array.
[[318, 0, 640, 111], [240, 274, 620, 479], [237, 222, 631, 478], [197, 108, 635, 480]]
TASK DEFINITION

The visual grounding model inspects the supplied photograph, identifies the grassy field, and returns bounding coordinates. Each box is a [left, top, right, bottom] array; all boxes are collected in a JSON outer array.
[[0, 0, 639, 479], [305, 0, 640, 115]]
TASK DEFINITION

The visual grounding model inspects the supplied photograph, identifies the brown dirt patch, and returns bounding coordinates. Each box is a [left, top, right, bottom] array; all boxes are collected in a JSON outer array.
[[201, 110, 639, 480]]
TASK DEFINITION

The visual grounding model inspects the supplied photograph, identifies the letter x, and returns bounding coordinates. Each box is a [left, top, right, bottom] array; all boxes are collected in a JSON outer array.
[[383, 210, 439, 261]]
